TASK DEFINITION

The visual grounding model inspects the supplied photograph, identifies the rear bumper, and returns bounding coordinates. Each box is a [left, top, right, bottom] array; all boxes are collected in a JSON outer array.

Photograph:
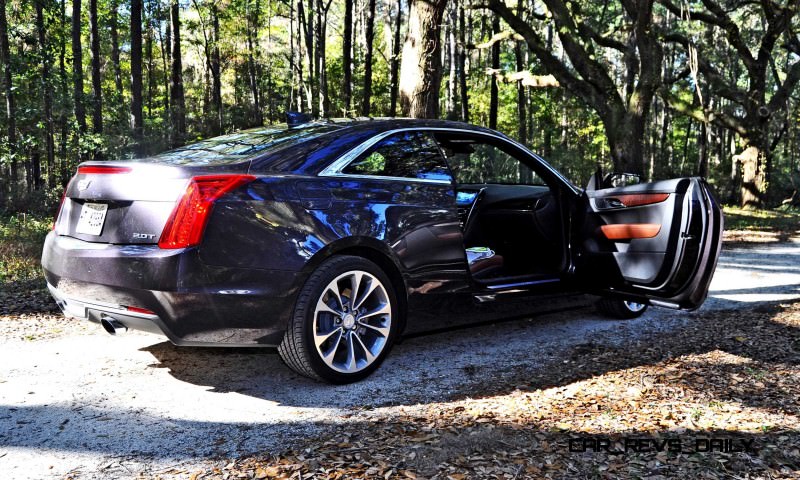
[[41, 232, 303, 346], [47, 282, 165, 335]]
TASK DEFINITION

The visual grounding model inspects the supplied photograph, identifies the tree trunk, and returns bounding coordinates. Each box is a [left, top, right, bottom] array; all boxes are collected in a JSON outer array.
[[36, 0, 55, 187], [145, 10, 153, 119], [658, 104, 671, 177], [211, 5, 222, 134], [445, 5, 457, 120], [399, 0, 448, 118], [362, 0, 376, 116], [169, 0, 186, 147], [58, 0, 69, 181], [697, 121, 708, 178], [606, 111, 646, 175], [316, 0, 329, 116], [514, 5, 526, 145], [246, 0, 262, 125], [296, 0, 306, 111], [109, 1, 123, 100], [289, 0, 296, 110], [159, 4, 170, 119], [130, 0, 144, 150], [489, 14, 499, 130], [0, 0, 17, 194], [265, 0, 274, 122], [299, 0, 314, 113], [89, 0, 102, 134], [341, 0, 353, 115], [737, 141, 769, 208], [388, 0, 401, 117], [458, 5, 469, 122], [734, 123, 772, 208], [540, 24, 553, 158], [71, 0, 87, 134]]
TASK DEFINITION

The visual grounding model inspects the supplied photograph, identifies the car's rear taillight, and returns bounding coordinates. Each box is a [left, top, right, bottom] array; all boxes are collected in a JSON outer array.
[[158, 174, 256, 249], [52, 186, 69, 232], [77, 165, 132, 174]]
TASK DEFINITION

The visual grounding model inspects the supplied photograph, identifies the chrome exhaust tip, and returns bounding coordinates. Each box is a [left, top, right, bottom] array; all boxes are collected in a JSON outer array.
[[100, 316, 128, 335]]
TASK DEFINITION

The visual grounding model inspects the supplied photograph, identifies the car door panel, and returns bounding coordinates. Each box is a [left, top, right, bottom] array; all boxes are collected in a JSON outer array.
[[578, 177, 723, 310]]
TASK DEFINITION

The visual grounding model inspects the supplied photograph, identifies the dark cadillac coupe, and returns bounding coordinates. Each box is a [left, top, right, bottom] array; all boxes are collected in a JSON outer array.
[[42, 118, 723, 383]]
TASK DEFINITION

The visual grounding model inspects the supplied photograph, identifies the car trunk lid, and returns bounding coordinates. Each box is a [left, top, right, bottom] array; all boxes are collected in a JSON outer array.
[[55, 161, 250, 245]]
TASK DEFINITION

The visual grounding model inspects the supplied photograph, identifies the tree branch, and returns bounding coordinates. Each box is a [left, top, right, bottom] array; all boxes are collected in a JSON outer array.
[[470, 30, 524, 50], [661, 89, 748, 136], [539, 0, 623, 107], [658, 0, 722, 25], [481, 0, 620, 120], [768, 59, 800, 112], [576, 23, 628, 52], [662, 32, 753, 107], [755, 0, 797, 68], [698, 0, 758, 73]]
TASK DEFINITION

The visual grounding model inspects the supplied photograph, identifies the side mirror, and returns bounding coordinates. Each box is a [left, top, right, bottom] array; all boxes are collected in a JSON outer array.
[[585, 166, 604, 192], [603, 173, 641, 188]]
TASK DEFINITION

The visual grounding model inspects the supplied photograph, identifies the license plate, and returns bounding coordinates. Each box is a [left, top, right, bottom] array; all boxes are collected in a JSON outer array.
[[76, 202, 108, 236]]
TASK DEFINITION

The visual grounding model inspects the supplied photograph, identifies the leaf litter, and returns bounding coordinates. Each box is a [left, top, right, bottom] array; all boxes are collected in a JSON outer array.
[[171, 302, 800, 480]]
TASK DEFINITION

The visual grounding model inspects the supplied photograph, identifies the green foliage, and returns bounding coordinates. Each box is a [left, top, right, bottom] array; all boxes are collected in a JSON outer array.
[[0, 214, 51, 284], [0, 0, 797, 213], [722, 206, 800, 233]]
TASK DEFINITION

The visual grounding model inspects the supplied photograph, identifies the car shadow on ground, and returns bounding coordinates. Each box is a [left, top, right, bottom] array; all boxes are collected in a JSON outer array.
[[139, 243, 800, 412], [1, 296, 796, 465], [141, 297, 799, 411]]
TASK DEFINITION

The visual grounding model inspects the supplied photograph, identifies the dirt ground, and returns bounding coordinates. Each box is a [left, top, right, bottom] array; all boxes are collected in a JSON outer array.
[[1, 234, 798, 479]]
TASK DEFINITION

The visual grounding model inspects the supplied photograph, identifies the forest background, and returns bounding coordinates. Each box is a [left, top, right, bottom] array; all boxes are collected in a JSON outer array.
[[0, 0, 798, 214]]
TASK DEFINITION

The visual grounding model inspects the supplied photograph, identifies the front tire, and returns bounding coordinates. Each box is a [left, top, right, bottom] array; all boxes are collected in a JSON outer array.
[[278, 255, 399, 383], [596, 298, 648, 319]]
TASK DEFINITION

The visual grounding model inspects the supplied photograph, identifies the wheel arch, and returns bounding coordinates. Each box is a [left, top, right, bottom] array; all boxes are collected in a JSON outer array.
[[302, 237, 409, 334]]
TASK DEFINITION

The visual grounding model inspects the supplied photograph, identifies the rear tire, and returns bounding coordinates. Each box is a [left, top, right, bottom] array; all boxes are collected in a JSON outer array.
[[278, 255, 399, 383], [596, 298, 648, 319]]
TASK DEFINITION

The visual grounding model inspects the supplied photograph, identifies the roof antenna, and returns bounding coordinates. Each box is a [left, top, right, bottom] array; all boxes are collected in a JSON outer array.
[[286, 111, 313, 128]]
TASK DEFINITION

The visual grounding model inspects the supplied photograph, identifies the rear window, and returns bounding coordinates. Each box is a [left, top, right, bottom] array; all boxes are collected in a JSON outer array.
[[139, 124, 343, 166]]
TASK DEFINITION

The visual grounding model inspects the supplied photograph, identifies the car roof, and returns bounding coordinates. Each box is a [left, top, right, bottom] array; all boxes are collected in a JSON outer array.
[[251, 118, 504, 174], [304, 117, 491, 130]]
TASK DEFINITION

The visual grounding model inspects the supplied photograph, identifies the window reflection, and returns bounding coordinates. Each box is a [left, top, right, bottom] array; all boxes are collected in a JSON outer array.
[[440, 140, 545, 186], [143, 125, 342, 166], [344, 132, 452, 182]]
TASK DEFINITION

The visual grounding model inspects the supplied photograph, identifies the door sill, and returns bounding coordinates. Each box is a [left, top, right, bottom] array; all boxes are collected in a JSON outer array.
[[478, 274, 561, 291]]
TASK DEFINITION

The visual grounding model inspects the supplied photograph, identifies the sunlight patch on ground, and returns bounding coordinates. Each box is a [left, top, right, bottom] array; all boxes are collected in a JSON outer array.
[[712, 293, 800, 302]]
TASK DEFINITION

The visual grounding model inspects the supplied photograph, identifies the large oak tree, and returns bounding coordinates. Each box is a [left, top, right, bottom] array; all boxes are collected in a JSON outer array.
[[482, 0, 663, 175], [660, 0, 800, 207]]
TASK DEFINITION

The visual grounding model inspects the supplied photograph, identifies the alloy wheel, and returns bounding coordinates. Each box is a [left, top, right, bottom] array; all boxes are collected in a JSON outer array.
[[312, 270, 392, 373], [623, 300, 647, 313]]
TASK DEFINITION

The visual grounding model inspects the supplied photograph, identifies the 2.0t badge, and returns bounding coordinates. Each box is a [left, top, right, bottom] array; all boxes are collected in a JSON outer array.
[[132, 233, 156, 240]]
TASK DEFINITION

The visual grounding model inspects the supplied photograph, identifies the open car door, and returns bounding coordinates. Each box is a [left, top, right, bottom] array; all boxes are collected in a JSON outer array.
[[575, 177, 723, 310]]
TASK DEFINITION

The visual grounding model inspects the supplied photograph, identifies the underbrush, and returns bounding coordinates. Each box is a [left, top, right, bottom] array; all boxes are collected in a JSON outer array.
[[723, 205, 800, 233], [0, 214, 51, 284]]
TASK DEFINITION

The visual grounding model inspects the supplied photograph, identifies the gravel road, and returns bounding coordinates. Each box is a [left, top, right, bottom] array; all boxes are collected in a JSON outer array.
[[1, 239, 798, 479]]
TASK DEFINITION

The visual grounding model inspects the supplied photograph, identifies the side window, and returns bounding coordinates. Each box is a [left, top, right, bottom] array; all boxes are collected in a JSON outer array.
[[439, 138, 546, 186], [343, 132, 452, 182]]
